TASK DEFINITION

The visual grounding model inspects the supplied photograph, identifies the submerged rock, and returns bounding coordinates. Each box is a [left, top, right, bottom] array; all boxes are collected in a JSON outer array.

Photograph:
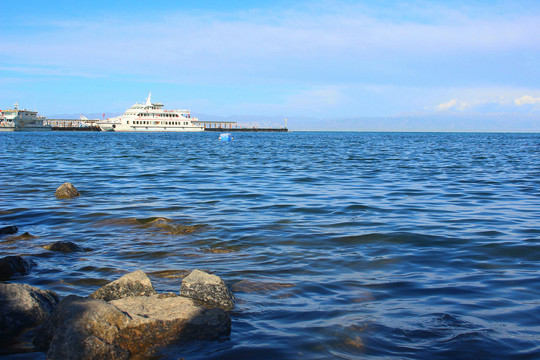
[[44, 241, 87, 253], [11, 232, 37, 240], [89, 270, 157, 301], [140, 217, 206, 235], [149, 269, 190, 279], [0, 256, 32, 280], [97, 217, 206, 235], [0, 283, 59, 339], [232, 279, 295, 294], [33, 295, 131, 360], [0, 225, 18, 235], [180, 269, 235, 311], [54, 182, 80, 199]]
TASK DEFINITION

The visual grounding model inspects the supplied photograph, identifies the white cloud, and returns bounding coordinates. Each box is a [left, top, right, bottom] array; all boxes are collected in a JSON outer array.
[[432, 89, 540, 113], [514, 95, 540, 106], [436, 99, 458, 111]]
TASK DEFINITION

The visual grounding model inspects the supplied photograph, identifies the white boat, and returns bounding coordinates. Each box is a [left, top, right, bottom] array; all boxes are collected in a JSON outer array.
[[97, 93, 205, 132], [0, 102, 51, 132]]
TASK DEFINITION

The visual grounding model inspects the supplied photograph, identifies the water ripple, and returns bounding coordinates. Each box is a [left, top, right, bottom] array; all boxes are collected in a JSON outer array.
[[1, 132, 540, 359]]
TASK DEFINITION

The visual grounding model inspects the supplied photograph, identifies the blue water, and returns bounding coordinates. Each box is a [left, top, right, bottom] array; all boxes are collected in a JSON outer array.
[[1, 131, 539, 359]]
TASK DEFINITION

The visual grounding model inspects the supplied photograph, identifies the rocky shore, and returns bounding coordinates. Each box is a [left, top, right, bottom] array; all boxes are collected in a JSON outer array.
[[0, 183, 235, 359], [1, 268, 234, 359]]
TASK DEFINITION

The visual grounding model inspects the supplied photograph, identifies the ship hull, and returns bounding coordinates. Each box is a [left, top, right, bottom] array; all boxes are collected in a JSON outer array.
[[114, 126, 204, 132]]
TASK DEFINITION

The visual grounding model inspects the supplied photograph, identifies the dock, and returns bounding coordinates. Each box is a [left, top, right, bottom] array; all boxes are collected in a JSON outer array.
[[204, 127, 288, 132], [52, 126, 101, 131], [47, 119, 288, 132]]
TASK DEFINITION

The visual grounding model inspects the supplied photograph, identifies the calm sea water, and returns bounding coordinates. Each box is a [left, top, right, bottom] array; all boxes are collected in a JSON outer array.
[[1, 131, 539, 359]]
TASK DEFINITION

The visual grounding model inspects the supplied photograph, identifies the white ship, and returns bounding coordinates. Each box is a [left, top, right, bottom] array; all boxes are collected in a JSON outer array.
[[0, 102, 51, 131], [97, 93, 204, 132]]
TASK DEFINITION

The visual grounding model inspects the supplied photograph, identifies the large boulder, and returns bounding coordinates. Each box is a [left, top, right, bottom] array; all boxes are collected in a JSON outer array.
[[0, 255, 32, 280], [111, 295, 231, 355], [54, 182, 80, 199], [180, 269, 235, 311], [0, 283, 59, 339], [0, 225, 18, 235], [34, 294, 231, 359], [89, 270, 157, 301], [33, 295, 131, 360]]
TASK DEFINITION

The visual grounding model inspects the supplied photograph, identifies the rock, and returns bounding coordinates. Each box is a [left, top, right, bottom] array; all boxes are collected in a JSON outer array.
[[0, 225, 18, 235], [89, 270, 157, 301], [138, 217, 206, 235], [0, 283, 59, 339], [33, 295, 131, 360], [11, 232, 37, 240], [180, 269, 235, 311], [111, 295, 231, 355], [34, 294, 231, 359], [149, 269, 190, 279], [54, 182, 80, 199], [0, 256, 32, 280], [44, 241, 86, 252]]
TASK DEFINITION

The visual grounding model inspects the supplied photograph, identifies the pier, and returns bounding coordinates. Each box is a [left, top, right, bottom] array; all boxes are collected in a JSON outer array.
[[47, 118, 288, 132], [204, 127, 288, 132], [47, 119, 101, 131]]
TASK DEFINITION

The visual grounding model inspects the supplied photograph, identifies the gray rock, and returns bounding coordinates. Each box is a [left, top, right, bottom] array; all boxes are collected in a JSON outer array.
[[54, 182, 80, 199], [33, 295, 130, 360], [180, 269, 235, 311], [44, 241, 86, 252], [0, 255, 32, 280], [111, 295, 231, 355], [88, 270, 157, 301], [0, 283, 59, 339], [34, 294, 231, 359], [0, 225, 18, 235]]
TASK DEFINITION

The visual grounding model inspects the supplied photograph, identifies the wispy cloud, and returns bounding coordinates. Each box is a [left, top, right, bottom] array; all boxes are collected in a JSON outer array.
[[434, 91, 540, 114], [514, 95, 540, 106], [436, 99, 458, 111], [2, 2, 540, 84]]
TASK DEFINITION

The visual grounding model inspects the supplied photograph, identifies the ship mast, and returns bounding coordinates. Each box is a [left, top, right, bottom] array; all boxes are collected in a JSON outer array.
[[145, 92, 152, 107]]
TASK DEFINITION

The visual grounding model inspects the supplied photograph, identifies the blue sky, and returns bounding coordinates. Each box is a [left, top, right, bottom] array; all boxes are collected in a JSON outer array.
[[2, 0, 540, 130]]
